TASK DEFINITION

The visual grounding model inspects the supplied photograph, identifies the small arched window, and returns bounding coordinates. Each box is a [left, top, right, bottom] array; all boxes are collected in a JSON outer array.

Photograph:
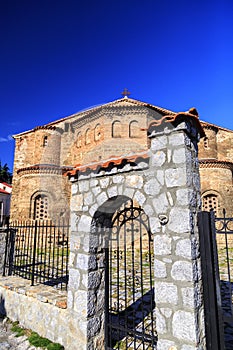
[[85, 128, 91, 144], [129, 120, 139, 138], [43, 136, 48, 147], [76, 132, 82, 148], [34, 194, 49, 220], [203, 137, 209, 149], [112, 121, 121, 138], [202, 193, 218, 214], [94, 124, 101, 141]]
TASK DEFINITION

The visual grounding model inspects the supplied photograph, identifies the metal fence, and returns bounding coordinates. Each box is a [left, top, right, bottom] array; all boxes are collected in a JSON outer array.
[[3, 219, 70, 290], [215, 209, 233, 350]]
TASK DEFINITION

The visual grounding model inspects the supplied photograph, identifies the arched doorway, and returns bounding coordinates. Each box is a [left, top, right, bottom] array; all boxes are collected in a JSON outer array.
[[94, 197, 156, 349]]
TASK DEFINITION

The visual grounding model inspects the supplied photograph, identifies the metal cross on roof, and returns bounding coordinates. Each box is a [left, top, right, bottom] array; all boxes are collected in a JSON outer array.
[[121, 88, 131, 98]]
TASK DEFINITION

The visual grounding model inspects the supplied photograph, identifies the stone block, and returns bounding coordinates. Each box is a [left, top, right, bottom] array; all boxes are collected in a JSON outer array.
[[134, 190, 146, 206], [176, 238, 192, 258], [144, 178, 161, 196], [169, 132, 185, 146], [156, 169, 165, 185], [78, 215, 92, 233], [154, 235, 171, 255], [112, 175, 124, 183], [149, 217, 161, 234], [155, 308, 167, 334], [100, 177, 110, 188], [71, 194, 84, 211], [125, 174, 143, 188], [151, 135, 167, 151], [88, 271, 101, 289], [74, 290, 87, 316], [154, 258, 167, 278], [76, 253, 89, 270], [165, 168, 186, 188], [151, 151, 166, 167], [96, 191, 108, 206], [171, 261, 193, 281], [107, 185, 118, 198], [79, 180, 90, 193], [172, 310, 196, 342], [173, 147, 186, 164], [152, 193, 169, 213], [68, 268, 80, 290], [181, 287, 195, 308], [168, 208, 190, 233], [87, 316, 101, 338], [154, 282, 178, 304]]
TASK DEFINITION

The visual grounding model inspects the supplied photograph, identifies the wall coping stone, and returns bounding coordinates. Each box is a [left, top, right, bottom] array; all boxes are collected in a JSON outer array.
[[0, 276, 67, 309]]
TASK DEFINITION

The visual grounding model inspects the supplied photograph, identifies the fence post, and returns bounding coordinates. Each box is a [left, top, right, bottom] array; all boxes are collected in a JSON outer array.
[[198, 211, 225, 350], [31, 220, 38, 286]]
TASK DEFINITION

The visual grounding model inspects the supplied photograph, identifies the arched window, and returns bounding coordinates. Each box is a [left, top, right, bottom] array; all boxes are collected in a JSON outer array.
[[33, 194, 49, 220], [112, 121, 121, 138], [202, 193, 218, 214], [129, 120, 139, 138], [94, 124, 101, 141], [76, 132, 82, 148], [85, 128, 91, 144], [43, 136, 48, 147], [203, 137, 209, 149]]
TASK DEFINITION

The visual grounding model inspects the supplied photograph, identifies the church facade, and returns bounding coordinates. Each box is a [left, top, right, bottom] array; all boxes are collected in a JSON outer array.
[[10, 96, 233, 221]]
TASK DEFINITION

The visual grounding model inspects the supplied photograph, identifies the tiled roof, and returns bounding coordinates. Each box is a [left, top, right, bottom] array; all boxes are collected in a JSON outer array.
[[66, 151, 149, 177], [0, 188, 10, 194], [0, 182, 12, 188], [200, 120, 233, 133], [13, 97, 177, 137], [145, 109, 205, 138]]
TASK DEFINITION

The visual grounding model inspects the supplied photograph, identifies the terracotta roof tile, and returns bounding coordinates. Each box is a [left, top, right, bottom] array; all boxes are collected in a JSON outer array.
[[145, 110, 205, 138], [66, 152, 149, 177], [0, 188, 10, 194]]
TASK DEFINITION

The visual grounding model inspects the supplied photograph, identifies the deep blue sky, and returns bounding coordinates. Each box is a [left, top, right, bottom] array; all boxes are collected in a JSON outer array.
[[1, 0, 233, 172]]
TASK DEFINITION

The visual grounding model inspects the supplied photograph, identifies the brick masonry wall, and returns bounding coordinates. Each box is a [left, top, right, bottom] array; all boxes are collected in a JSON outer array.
[[11, 104, 154, 221]]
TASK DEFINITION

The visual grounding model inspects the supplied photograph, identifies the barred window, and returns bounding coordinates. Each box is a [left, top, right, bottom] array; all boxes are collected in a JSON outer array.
[[202, 194, 218, 213], [43, 136, 48, 147], [34, 195, 49, 220]]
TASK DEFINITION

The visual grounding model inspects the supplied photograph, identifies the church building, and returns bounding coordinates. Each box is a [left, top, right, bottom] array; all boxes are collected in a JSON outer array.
[[10, 94, 233, 221]]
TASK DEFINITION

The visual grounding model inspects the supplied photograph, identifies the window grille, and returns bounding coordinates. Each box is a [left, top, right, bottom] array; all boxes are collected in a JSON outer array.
[[43, 136, 48, 147], [34, 195, 49, 220], [202, 194, 218, 214]]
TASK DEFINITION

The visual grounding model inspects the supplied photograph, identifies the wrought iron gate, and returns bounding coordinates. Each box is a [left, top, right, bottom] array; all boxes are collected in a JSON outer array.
[[105, 200, 157, 349]]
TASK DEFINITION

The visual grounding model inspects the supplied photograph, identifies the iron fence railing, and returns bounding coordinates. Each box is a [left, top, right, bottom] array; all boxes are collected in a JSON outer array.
[[3, 219, 70, 290]]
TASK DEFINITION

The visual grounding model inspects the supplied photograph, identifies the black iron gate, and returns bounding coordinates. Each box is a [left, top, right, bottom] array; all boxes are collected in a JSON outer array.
[[198, 211, 226, 350], [105, 200, 157, 349]]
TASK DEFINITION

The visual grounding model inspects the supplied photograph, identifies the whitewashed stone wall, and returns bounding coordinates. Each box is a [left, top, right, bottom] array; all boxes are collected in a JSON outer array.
[[67, 120, 206, 349]]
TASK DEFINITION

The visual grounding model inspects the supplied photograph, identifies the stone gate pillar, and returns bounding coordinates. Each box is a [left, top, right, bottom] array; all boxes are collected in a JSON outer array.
[[149, 118, 206, 350]]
